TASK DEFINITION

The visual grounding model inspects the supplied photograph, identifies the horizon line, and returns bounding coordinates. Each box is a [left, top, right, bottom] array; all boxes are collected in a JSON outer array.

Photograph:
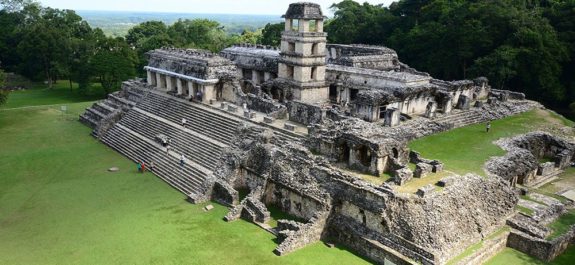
[[74, 9, 285, 17]]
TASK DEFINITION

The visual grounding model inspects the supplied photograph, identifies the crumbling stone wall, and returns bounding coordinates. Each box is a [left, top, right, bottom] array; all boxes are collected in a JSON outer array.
[[507, 226, 575, 262], [287, 100, 325, 125], [486, 132, 575, 186]]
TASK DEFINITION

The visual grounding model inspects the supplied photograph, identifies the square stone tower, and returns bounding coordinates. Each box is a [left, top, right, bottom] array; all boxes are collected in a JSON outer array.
[[278, 2, 328, 103]]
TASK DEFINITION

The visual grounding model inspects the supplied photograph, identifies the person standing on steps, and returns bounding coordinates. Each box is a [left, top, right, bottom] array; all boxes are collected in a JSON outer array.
[[149, 161, 156, 171], [181, 117, 187, 128], [180, 154, 186, 168], [137, 161, 142, 173], [486, 121, 491, 133], [141, 161, 146, 173]]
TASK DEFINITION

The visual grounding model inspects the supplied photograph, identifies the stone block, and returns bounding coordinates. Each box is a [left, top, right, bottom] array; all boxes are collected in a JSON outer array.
[[416, 184, 435, 198], [432, 162, 444, 173], [244, 111, 256, 119], [394, 167, 413, 186], [474, 101, 484, 108], [537, 162, 556, 176], [204, 204, 214, 211], [414, 163, 433, 178], [227, 104, 238, 112], [438, 177, 455, 187], [108, 167, 119, 172], [487, 97, 498, 104], [284, 123, 296, 131], [264, 116, 275, 124], [220, 102, 227, 109]]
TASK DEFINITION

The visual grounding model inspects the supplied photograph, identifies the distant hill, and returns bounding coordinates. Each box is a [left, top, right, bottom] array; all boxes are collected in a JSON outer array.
[[76, 10, 283, 37]]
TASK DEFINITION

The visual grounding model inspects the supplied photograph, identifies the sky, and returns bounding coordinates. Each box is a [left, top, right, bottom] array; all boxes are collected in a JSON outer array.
[[39, 0, 396, 15]]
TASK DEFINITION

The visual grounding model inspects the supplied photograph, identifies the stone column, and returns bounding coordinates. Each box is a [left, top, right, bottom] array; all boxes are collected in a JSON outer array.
[[187, 81, 194, 99], [176, 78, 183, 95], [316, 20, 324, 32], [156, 73, 164, 89], [165, 76, 174, 92], [252, 70, 259, 84], [264, 72, 271, 81], [203, 84, 215, 104], [147, 71, 153, 86]]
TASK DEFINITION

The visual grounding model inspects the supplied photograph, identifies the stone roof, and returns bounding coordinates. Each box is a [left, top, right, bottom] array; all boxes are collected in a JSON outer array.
[[147, 47, 232, 66], [282, 2, 324, 19], [328, 64, 431, 84], [221, 45, 280, 59]]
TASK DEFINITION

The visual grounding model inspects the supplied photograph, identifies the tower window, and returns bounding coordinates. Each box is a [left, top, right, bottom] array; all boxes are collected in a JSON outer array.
[[309, 20, 317, 32], [287, 65, 294, 78], [311, 43, 318, 55], [311, 67, 317, 80], [288, 42, 295, 52], [291, 19, 299, 31]]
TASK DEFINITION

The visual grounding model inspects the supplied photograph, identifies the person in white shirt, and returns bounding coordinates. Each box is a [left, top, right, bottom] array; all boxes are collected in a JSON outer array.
[[180, 154, 186, 167]]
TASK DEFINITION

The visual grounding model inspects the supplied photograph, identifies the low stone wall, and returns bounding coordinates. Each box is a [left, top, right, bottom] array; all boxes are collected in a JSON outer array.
[[492, 89, 526, 100], [455, 230, 509, 265], [274, 211, 329, 255], [243, 93, 287, 118], [287, 100, 324, 125], [507, 226, 575, 262]]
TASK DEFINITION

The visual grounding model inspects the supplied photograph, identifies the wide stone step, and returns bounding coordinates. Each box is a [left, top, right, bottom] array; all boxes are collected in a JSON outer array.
[[101, 125, 209, 196]]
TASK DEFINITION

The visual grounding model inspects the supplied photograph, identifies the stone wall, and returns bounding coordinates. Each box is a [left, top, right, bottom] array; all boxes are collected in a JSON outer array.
[[507, 226, 575, 262], [287, 100, 325, 125]]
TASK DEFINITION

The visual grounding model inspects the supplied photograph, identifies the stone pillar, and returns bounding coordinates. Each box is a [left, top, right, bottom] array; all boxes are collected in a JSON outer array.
[[285, 19, 292, 31], [299, 19, 309, 32], [252, 70, 259, 84], [156, 73, 164, 89], [264, 72, 271, 81], [316, 20, 324, 32], [147, 71, 153, 86], [176, 78, 183, 95], [203, 84, 215, 104], [165, 76, 172, 92], [187, 81, 194, 99]]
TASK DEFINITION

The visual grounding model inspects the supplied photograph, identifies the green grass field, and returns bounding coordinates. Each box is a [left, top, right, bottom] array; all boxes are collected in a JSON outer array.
[[409, 109, 575, 176], [1, 80, 105, 109], [485, 245, 575, 265], [0, 89, 369, 264]]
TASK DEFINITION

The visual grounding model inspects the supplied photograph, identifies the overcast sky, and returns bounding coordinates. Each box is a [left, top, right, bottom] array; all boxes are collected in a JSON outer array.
[[39, 0, 396, 15]]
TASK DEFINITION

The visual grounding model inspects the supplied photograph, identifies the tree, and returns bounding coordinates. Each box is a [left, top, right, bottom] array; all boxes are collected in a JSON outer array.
[[0, 68, 7, 106], [91, 37, 137, 95], [0, 0, 35, 12], [167, 19, 228, 52], [126, 21, 168, 48], [259, 22, 284, 46]]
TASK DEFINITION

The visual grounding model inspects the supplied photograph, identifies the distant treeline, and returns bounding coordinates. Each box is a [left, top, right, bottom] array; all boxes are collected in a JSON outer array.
[[76, 10, 282, 37]]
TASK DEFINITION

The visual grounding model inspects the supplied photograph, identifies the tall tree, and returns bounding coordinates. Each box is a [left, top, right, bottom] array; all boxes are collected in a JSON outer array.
[[91, 37, 137, 95], [167, 19, 228, 52], [0, 68, 7, 106], [259, 22, 284, 46]]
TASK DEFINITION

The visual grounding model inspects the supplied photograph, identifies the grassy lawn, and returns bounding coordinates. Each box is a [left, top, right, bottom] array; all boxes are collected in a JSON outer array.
[[0, 100, 369, 263], [408, 109, 574, 176], [547, 209, 575, 240], [1, 80, 106, 109], [486, 245, 575, 265]]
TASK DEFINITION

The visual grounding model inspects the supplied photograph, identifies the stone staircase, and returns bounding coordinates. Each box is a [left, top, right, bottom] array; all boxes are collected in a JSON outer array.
[[136, 91, 241, 145], [101, 124, 208, 195], [119, 108, 225, 171], [79, 92, 136, 129], [431, 101, 535, 128]]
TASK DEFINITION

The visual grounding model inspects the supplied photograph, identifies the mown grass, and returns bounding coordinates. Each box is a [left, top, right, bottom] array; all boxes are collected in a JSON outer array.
[[408, 109, 569, 176], [486, 246, 575, 265], [1, 80, 106, 109], [547, 209, 575, 240], [0, 96, 369, 264], [446, 226, 510, 265]]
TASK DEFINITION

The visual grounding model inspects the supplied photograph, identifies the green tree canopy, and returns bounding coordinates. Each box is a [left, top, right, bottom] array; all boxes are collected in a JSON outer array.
[[91, 36, 138, 95], [259, 22, 284, 47]]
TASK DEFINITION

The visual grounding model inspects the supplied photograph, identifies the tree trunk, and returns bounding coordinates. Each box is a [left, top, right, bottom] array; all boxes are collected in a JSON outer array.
[[69, 79, 73, 92]]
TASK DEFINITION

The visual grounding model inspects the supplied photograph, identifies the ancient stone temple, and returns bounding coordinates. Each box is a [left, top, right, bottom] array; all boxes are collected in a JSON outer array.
[[79, 2, 574, 265]]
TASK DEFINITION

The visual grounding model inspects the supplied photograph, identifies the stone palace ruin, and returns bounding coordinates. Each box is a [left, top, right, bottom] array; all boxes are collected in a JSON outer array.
[[79, 3, 575, 264]]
